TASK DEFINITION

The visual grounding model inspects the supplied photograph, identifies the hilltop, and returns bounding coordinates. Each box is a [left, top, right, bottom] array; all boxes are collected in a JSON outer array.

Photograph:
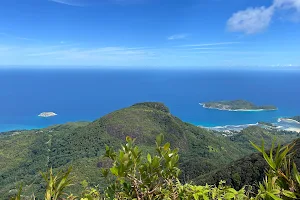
[[0, 102, 298, 198]]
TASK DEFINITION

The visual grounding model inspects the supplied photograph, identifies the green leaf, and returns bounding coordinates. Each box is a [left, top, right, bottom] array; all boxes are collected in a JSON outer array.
[[262, 151, 276, 170], [293, 163, 300, 185], [282, 190, 297, 199], [266, 192, 282, 200], [226, 188, 238, 195], [163, 143, 170, 151], [250, 141, 263, 153], [126, 136, 132, 143], [193, 194, 199, 200], [156, 134, 164, 146], [147, 153, 152, 163], [110, 166, 119, 176], [224, 192, 235, 199]]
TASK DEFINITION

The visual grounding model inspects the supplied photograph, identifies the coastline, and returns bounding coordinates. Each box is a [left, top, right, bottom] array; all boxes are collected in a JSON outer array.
[[0, 124, 42, 133], [198, 121, 300, 134], [278, 118, 300, 124], [199, 103, 277, 112], [198, 122, 259, 129], [285, 127, 300, 133]]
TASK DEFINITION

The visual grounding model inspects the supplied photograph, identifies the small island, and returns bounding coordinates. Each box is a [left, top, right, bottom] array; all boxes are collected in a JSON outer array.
[[38, 112, 57, 117], [278, 116, 300, 124], [200, 100, 277, 111]]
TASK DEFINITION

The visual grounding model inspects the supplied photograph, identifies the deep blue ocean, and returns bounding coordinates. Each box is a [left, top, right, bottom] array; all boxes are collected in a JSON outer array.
[[1, 68, 300, 132]]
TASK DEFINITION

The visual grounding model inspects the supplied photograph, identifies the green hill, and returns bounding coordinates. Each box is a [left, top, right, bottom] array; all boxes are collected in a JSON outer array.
[[193, 138, 300, 190], [0, 102, 298, 198]]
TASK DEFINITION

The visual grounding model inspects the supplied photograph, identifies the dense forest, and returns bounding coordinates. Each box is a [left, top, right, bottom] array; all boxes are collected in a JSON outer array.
[[0, 102, 299, 199], [8, 135, 300, 199]]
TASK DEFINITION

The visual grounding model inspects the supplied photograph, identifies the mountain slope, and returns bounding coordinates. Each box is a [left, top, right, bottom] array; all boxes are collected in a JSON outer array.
[[194, 138, 300, 190], [0, 102, 298, 198]]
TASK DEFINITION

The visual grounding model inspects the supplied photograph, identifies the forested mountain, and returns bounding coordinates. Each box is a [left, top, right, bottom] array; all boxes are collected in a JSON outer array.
[[0, 102, 299, 198]]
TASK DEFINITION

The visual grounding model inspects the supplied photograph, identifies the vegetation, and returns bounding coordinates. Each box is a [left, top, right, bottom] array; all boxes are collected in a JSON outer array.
[[0, 103, 298, 198], [9, 135, 300, 200], [194, 138, 300, 191], [202, 100, 277, 111]]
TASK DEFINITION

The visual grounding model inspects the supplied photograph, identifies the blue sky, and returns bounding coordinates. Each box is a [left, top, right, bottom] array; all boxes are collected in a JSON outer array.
[[0, 0, 300, 68]]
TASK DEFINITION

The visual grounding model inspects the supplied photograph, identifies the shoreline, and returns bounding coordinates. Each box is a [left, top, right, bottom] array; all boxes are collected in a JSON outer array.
[[278, 118, 300, 124], [198, 122, 259, 129], [284, 127, 300, 133], [198, 121, 300, 133], [199, 103, 277, 112], [2, 119, 300, 135], [0, 125, 42, 133]]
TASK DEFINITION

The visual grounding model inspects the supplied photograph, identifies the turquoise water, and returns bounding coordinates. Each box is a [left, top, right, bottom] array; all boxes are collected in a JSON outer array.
[[1, 68, 300, 132]]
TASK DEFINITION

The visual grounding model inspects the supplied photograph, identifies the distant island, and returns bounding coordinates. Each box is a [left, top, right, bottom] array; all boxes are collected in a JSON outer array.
[[38, 112, 57, 117], [278, 116, 300, 124], [200, 100, 277, 111]]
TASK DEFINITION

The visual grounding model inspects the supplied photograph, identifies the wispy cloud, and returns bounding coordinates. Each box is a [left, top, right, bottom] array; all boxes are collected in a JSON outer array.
[[0, 41, 298, 67], [0, 32, 38, 42], [0, 43, 159, 66], [49, 0, 146, 6], [49, 0, 84, 6], [167, 34, 188, 40], [190, 47, 227, 50], [227, 0, 300, 34], [0, 46, 14, 52], [25, 46, 156, 63], [179, 42, 241, 47]]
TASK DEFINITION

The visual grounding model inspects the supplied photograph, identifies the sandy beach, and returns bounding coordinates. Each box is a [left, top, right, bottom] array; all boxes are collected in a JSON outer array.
[[284, 127, 300, 133], [278, 118, 300, 124]]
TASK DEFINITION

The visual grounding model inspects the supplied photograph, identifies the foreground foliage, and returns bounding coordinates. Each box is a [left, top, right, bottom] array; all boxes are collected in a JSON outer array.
[[10, 134, 300, 200]]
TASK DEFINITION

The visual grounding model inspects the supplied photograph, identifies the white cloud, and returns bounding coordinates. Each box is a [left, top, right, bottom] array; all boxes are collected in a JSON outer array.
[[227, 6, 274, 34], [227, 0, 300, 34], [274, 0, 300, 11], [167, 34, 187, 40]]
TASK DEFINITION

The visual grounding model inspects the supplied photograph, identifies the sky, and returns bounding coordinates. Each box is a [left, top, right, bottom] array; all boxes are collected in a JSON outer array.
[[0, 0, 300, 68]]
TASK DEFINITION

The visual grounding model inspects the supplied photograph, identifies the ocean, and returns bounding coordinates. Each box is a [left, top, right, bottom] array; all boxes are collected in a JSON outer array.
[[1, 68, 300, 132]]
